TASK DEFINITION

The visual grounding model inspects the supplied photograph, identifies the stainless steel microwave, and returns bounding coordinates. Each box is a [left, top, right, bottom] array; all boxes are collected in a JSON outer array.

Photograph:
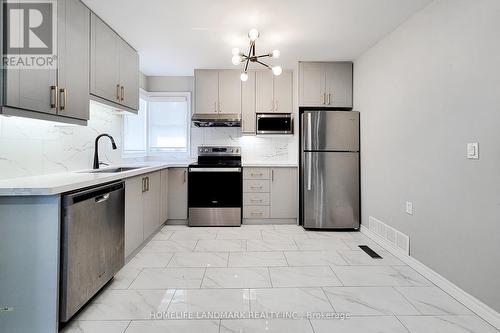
[[256, 113, 293, 134]]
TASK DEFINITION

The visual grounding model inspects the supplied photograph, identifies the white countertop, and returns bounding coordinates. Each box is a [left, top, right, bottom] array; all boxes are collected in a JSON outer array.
[[242, 163, 298, 168], [0, 161, 192, 196], [0, 161, 298, 196]]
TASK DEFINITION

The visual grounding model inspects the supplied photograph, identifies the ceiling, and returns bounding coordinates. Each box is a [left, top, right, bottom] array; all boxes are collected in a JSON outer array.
[[82, 0, 432, 76]]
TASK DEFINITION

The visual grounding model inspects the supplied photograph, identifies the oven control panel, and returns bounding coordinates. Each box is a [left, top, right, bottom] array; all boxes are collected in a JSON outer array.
[[198, 146, 241, 156]]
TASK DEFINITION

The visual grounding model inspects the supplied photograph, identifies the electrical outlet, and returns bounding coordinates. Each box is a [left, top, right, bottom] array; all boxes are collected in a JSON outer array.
[[467, 142, 479, 159], [406, 201, 413, 215]]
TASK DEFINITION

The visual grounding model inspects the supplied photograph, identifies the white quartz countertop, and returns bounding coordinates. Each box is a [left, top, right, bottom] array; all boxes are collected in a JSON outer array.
[[0, 160, 299, 196], [242, 163, 298, 168], [0, 161, 193, 196]]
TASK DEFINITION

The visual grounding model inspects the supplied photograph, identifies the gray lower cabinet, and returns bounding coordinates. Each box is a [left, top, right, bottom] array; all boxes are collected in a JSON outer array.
[[270, 168, 298, 218], [1, 0, 90, 123], [142, 171, 161, 240], [243, 167, 298, 221], [160, 169, 169, 223], [168, 168, 188, 220], [125, 171, 162, 258], [90, 13, 139, 112]]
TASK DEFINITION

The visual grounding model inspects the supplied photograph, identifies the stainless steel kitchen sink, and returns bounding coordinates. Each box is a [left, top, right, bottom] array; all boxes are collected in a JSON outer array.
[[82, 167, 144, 174]]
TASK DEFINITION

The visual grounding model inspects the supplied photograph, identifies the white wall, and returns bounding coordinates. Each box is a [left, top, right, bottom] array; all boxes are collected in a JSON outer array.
[[0, 102, 124, 179], [355, 0, 500, 312]]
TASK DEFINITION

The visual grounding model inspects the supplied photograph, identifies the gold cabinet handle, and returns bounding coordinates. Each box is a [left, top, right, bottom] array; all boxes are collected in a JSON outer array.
[[50, 86, 58, 109], [121, 86, 124, 102], [250, 199, 263, 203], [320, 93, 325, 105], [183, 170, 187, 183], [59, 88, 67, 111], [327, 92, 331, 105], [116, 84, 121, 101]]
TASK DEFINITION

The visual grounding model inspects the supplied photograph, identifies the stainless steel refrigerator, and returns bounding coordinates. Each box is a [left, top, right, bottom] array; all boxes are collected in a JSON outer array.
[[301, 110, 360, 229]]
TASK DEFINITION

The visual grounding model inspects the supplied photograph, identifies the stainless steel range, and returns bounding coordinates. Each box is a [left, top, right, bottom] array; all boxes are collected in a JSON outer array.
[[188, 146, 242, 226]]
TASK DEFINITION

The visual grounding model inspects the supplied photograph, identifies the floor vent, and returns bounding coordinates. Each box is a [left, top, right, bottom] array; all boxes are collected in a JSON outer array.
[[359, 245, 382, 258], [369, 216, 410, 255]]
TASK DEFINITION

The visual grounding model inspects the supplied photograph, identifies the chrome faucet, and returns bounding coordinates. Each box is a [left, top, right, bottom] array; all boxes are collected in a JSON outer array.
[[93, 134, 117, 169]]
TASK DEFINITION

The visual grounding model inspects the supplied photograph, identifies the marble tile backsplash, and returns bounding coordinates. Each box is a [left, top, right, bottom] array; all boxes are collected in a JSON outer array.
[[0, 105, 298, 180], [190, 127, 298, 164], [0, 102, 125, 180]]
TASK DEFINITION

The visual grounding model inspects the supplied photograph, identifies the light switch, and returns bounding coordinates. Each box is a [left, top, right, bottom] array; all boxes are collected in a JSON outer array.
[[406, 201, 413, 215], [467, 142, 479, 159]]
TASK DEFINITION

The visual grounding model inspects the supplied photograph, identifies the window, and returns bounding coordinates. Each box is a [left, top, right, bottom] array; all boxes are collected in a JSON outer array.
[[122, 91, 191, 156]]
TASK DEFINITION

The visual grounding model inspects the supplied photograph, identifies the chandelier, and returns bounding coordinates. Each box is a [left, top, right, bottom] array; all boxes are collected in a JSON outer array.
[[231, 28, 282, 82]]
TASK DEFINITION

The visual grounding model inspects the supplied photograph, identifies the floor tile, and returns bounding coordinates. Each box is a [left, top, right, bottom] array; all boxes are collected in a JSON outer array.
[[305, 231, 355, 240], [128, 252, 174, 268], [228, 251, 287, 267], [168, 252, 228, 268], [342, 237, 386, 252], [311, 316, 408, 333], [295, 239, 351, 251], [77, 289, 175, 320], [331, 265, 431, 286], [323, 286, 420, 315], [396, 287, 471, 315], [129, 268, 205, 289], [249, 288, 333, 315], [240, 224, 277, 230], [202, 267, 271, 288], [141, 240, 197, 253], [220, 319, 314, 333], [262, 230, 309, 240], [61, 320, 130, 333], [170, 230, 218, 240], [337, 249, 405, 266], [284, 250, 348, 266], [195, 240, 246, 252], [125, 320, 220, 333], [217, 229, 263, 240], [161, 225, 189, 231], [269, 266, 342, 287], [151, 229, 174, 241], [108, 264, 142, 290], [167, 289, 250, 313], [247, 239, 298, 251], [397, 315, 499, 333]]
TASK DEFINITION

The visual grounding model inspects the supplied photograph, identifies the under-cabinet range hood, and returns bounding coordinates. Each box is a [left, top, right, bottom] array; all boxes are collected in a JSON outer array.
[[192, 114, 241, 127]]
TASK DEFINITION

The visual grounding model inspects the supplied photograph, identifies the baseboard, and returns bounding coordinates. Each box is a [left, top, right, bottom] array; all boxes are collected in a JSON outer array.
[[361, 225, 500, 330], [165, 219, 188, 225], [243, 218, 297, 225]]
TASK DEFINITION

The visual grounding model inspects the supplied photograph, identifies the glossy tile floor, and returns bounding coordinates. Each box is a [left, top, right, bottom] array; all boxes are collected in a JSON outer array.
[[63, 225, 499, 333]]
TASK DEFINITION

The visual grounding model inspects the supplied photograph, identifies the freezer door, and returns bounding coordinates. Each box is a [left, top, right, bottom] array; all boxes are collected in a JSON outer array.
[[302, 111, 359, 151], [302, 151, 359, 229]]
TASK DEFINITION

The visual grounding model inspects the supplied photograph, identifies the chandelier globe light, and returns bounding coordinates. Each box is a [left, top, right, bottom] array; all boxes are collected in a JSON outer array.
[[232, 28, 282, 81]]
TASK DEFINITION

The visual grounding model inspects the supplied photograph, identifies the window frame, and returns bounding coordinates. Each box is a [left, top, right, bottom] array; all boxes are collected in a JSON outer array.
[[121, 90, 191, 158]]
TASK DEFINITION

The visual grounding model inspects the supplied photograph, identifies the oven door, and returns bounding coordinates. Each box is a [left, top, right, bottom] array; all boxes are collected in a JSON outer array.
[[256, 113, 293, 134], [188, 167, 242, 226]]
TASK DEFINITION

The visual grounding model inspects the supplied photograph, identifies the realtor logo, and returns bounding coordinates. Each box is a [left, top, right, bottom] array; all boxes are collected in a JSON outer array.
[[2, 0, 57, 69]]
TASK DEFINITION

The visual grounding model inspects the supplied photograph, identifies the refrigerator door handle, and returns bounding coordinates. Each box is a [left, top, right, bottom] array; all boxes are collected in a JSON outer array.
[[307, 153, 312, 191], [306, 112, 312, 150]]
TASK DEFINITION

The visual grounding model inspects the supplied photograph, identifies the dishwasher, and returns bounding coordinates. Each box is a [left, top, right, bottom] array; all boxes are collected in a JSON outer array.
[[59, 181, 125, 322]]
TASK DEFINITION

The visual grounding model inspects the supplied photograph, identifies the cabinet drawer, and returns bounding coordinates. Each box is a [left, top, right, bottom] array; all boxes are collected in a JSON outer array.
[[243, 168, 270, 180], [244, 193, 270, 206], [244, 180, 270, 193], [244, 206, 270, 219]]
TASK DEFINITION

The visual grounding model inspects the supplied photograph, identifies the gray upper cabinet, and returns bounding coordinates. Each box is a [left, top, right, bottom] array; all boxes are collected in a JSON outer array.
[[57, 0, 90, 121], [194, 69, 241, 115], [256, 70, 293, 113], [299, 62, 353, 108], [2, 0, 89, 123], [90, 13, 139, 113], [241, 71, 256, 134], [119, 42, 140, 110]]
